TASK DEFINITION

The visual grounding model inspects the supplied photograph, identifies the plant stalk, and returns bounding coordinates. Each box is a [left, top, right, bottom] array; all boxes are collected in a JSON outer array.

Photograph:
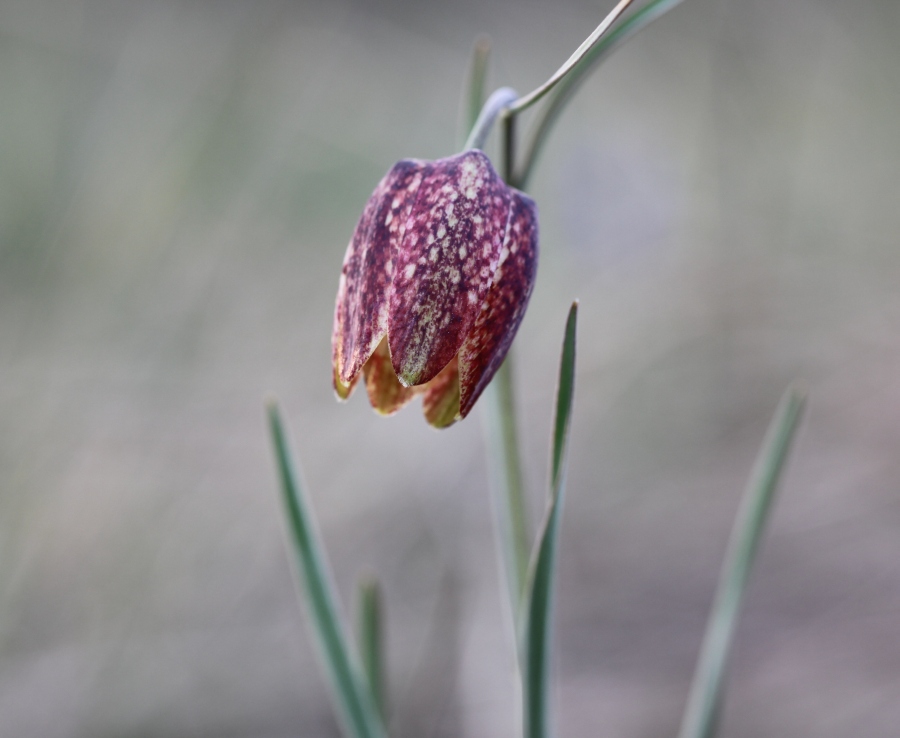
[[516, 0, 686, 188], [464, 87, 519, 152], [484, 355, 531, 624], [506, 0, 635, 115]]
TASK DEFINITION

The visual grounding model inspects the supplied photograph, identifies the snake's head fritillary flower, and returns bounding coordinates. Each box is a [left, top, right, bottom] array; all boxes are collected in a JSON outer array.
[[332, 150, 538, 428]]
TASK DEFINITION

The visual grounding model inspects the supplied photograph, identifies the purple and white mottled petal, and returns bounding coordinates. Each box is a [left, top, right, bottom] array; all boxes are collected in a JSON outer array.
[[332, 159, 428, 397], [421, 356, 460, 428], [363, 338, 421, 415], [457, 190, 538, 417], [388, 150, 511, 387]]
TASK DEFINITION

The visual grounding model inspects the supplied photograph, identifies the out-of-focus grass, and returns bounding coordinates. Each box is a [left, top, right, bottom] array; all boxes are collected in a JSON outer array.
[[1, 1, 900, 737]]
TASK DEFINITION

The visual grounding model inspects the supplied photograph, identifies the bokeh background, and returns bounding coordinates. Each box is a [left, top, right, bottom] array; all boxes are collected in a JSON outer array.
[[2, 0, 899, 736]]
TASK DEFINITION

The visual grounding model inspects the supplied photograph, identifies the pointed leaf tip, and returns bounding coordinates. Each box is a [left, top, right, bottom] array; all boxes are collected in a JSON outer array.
[[551, 302, 578, 494], [677, 384, 805, 738], [462, 35, 492, 147]]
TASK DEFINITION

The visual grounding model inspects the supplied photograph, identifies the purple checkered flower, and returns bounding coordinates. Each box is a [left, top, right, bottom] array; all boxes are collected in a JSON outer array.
[[332, 150, 538, 428]]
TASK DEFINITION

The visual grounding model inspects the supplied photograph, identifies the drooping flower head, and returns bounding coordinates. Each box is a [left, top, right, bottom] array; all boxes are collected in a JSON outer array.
[[332, 150, 537, 428]]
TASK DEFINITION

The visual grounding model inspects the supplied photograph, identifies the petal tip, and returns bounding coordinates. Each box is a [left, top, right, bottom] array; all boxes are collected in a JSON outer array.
[[422, 356, 461, 429], [426, 413, 460, 430], [333, 367, 357, 401], [364, 338, 421, 415], [395, 369, 420, 388]]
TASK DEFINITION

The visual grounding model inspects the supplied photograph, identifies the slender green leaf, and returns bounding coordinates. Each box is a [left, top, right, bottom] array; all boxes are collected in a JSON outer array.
[[677, 386, 806, 738], [515, 0, 686, 189], [357, 576, 387, 722], [522, 302, 578, 738], [551, 303, 578, 493], [267, 402, 387, 738], [460, 35, 492, 149]]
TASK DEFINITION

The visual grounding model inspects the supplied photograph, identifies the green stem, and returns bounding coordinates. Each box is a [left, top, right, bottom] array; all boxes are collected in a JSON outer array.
[[515, 0, 686, 189], [506, 0, 635, 115], [483, 355, 531, 624], [476, 0, 684, 681], [464, 87, 519, 152], [502, 111, 517, 185]]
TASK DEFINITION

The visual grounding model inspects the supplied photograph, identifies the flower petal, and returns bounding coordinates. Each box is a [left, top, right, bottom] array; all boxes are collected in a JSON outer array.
[[363, 338, 421, 415], [333, 366, 358, 400], [421, 355, 460, 428], [457, 190, 538, 417], [332, 159, 429, 397], [388, 150, 511, 387]]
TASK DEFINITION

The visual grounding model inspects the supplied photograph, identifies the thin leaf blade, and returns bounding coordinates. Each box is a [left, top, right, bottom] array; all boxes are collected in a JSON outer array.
[[551, 302, 578, 494], [459, 35, 491, 149], [268, 402, 386, 738], [522, 301, 578, 738], [677, 385, 806, 738], [357, 576, 387, 722]]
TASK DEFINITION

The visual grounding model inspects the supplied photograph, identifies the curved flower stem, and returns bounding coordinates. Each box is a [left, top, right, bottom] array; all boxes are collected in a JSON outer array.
[[515, 0, 686, 188], [464, 86, 519, 152], [476, 0, 684, 668], [506, 0, 635, 115], [484, 355, 531, 623]]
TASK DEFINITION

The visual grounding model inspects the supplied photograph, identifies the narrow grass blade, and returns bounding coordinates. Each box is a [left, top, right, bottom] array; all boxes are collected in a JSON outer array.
[[550, 303, 578, 494], [357, 576, 387, 722], [267, 402, 387, 738], [522, 302, 578, 738], [459, 35, 492, 148], [677, 386, 806, 738]]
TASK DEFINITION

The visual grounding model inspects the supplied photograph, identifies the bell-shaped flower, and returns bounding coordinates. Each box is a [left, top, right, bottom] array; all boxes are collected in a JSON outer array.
[[332, 150, 538, 428]]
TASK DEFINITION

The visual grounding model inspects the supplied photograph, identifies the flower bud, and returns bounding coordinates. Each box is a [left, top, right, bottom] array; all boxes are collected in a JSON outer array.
[[333, 150, 537, 428]]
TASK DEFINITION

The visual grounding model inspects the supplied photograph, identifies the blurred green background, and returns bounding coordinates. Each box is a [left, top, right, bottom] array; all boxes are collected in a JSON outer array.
[[2, 0, 899, 736]]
